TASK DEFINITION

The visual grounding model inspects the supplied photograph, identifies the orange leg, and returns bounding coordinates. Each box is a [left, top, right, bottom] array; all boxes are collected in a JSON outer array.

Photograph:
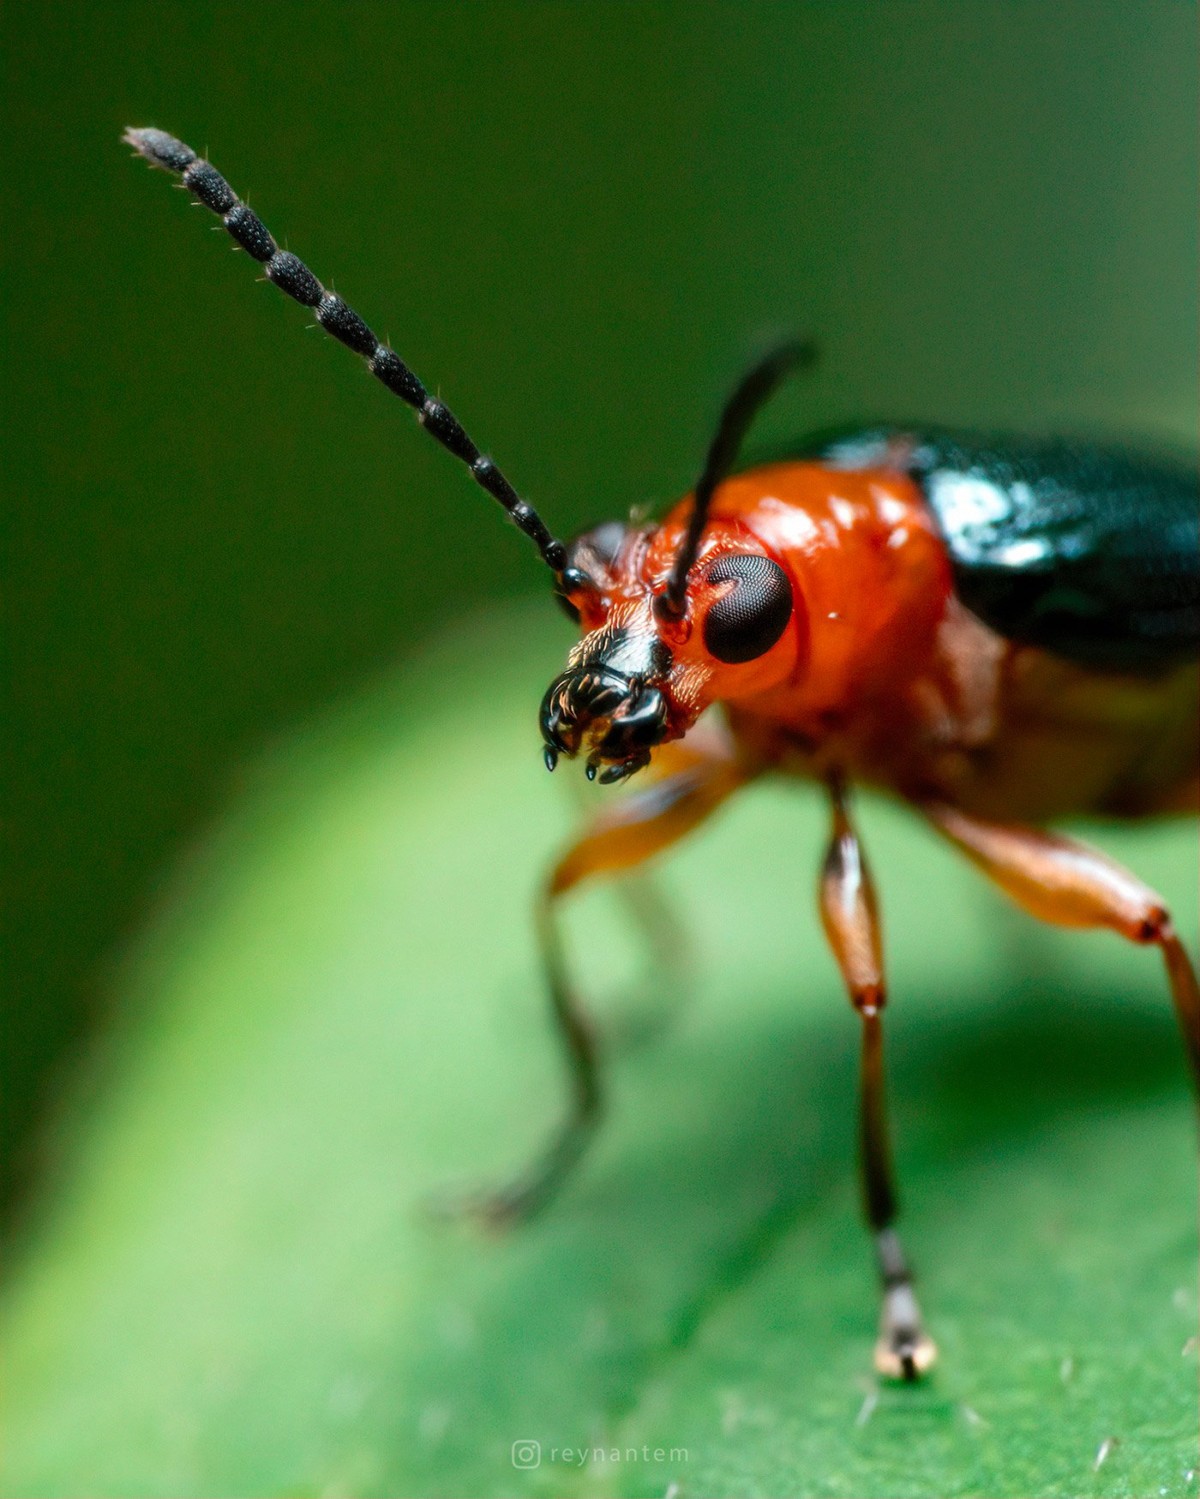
[[820, 779, 937, 1379], [471, 740, 746, 1225], [923, 802, 1200, 1099]]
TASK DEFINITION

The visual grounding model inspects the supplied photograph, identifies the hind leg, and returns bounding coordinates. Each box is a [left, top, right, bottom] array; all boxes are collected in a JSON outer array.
[[922, 802, 1200, 1097]]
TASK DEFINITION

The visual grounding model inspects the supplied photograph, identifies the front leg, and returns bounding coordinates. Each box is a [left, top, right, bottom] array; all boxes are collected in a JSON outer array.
[[819, 779, 937, 1380], [472, 739, 747, 1226]]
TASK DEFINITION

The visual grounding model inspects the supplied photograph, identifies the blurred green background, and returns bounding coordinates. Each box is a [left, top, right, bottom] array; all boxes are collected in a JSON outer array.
[[4, 3, 1198, 1496]]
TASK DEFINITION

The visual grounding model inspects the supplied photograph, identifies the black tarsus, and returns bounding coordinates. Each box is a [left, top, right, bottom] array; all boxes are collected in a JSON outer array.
[[123, 126, 567, 573], [661, 338, 817, 618]]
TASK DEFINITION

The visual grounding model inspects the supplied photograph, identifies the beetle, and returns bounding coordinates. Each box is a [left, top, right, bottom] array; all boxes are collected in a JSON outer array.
[[124, 127, 1199, 1380]]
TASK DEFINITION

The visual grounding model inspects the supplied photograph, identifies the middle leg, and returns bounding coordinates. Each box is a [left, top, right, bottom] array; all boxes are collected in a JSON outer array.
[[819, 778, 937, 1379]]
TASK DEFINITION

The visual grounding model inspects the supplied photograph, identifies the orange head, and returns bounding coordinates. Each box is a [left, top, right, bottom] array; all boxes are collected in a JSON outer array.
[[538, 341, 815, 783], [541, 511, 803, 781]]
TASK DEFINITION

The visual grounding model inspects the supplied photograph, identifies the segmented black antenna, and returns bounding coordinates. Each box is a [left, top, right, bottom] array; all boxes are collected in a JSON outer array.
[[123, 127, 567, 572], [660, 339, 816, 618]]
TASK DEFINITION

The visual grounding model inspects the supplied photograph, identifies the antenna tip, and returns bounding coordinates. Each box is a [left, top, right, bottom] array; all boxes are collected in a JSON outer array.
[[123, 127, 197, 174]]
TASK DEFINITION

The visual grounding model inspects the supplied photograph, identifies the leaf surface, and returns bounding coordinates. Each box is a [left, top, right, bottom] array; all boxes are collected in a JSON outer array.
[[3, 608, 1196, 1498]]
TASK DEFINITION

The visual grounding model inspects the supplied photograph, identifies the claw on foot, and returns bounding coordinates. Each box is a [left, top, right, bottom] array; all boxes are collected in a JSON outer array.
[[872, 1229, 936, 1380], [874, 1328, 938, 1381]]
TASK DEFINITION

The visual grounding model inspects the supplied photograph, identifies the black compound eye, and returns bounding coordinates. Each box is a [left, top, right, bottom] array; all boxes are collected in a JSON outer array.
[[702, 554, 793, 664], [563, 521, 629, 580], [575, 521, 628, 571], [556, 523, 631, 625]]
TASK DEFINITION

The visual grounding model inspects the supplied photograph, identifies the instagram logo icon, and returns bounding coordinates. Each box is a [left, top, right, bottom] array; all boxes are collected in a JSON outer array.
[[511, 1440, 541, 1469]]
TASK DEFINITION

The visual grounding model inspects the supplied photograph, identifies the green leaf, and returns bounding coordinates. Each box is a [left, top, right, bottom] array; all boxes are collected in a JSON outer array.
[[2, 605, 1196, 1498]]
